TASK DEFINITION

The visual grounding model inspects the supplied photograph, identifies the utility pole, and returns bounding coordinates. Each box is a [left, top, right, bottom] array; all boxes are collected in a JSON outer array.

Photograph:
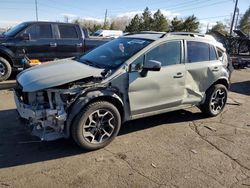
[[35, 0, 38, 21], [230, 0, 238, 36], [103, 9, 107, 29], [206, 23, 209, 33], [235, 8, 240, 30]]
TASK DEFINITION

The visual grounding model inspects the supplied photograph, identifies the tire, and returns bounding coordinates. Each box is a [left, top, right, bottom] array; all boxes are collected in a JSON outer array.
[[71, 101, 121, 150], [200, 84, 228, 117], [0, 57, 12, 82]]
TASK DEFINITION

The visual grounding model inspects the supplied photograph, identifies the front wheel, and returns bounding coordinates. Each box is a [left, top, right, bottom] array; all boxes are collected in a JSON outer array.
[[71, 101, 121, 150], [200, 84, 228, 117]]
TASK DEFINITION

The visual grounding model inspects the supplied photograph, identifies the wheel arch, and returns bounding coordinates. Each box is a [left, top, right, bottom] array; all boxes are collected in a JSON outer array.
[[0, 48, 14, 67], [65, 90, 124, 138], [210, 77, 229, 90]]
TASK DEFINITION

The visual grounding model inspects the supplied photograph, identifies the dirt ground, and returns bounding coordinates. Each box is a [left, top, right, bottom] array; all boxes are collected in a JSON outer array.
[[0, 69, 249, 188]]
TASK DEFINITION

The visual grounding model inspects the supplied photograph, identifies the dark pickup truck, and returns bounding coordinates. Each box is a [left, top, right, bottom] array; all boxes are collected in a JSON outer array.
[[0, 21, 111, 81]]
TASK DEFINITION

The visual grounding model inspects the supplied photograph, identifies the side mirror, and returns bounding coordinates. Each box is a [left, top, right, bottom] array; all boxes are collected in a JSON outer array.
[[140, 60, 161, 77], [20, 33, 30, 40]]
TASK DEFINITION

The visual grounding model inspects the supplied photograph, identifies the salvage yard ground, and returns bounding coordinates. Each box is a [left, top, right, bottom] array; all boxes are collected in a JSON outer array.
[[0, 69, 250, 188]]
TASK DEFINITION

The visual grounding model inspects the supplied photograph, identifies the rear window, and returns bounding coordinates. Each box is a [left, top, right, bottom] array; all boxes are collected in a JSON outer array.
[[58, 25, 78, 39]]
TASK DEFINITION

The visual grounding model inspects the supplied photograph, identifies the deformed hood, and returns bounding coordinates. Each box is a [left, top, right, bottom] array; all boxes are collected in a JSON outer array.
[[17, 58, 104, 92]]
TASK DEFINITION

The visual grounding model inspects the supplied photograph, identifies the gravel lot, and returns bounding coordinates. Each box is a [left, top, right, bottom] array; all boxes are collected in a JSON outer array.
[[0, 69, 249, 188]]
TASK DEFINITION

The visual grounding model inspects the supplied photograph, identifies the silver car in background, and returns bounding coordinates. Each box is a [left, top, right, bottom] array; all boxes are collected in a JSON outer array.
[[14, 32, 231, 150]]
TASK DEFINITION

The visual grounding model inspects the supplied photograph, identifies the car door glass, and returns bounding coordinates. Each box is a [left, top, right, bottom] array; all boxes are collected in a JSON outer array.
[[24, 24, 52, 39], [145, 41, 181, 66], [130, 55, 144, 71], [209, 45, 217, 60], [187, 41, 209, 63], [58, 25, 78, 39]]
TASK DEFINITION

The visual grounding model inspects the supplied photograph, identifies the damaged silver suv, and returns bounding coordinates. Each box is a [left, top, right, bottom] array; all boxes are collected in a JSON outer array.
[[14, 32, 231, 150]]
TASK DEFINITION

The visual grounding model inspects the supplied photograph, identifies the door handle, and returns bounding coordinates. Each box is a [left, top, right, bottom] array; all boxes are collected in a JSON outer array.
[[173, 72, 184, 78], [50, 42, 57, 47], [76, 43, 83, 47]]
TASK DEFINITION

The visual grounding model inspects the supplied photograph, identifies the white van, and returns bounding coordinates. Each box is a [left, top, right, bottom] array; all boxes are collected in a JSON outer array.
[[93, 30, 123, 38]]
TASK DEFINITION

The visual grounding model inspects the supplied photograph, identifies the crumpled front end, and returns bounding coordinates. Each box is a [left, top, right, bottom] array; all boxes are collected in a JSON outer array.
[[14, 84, 81, 141]]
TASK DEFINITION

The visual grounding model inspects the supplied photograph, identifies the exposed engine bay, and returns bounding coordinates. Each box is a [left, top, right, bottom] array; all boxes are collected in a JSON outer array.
[[14, 77, 103, 141]]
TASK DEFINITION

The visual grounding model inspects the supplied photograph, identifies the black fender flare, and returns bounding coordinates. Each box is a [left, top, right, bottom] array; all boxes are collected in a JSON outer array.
[[0, 46, 15, 65], [65, 89, 124, 138]]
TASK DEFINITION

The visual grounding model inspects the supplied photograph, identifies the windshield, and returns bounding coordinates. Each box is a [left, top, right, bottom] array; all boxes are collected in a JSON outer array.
[[93, 32, 101, 36], [4, 23, 28, 37], [79, 38, 152, 69]]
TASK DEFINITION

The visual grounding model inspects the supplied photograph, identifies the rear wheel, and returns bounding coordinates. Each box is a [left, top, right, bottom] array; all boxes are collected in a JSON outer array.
[[200, 84, 228, 117], [0, 57, 12, 82], [71, 101, 121, 150]]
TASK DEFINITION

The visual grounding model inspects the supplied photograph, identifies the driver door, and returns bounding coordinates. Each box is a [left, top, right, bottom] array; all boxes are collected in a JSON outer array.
[[16, 23, 56, 62], [128, 40, 185, 116]]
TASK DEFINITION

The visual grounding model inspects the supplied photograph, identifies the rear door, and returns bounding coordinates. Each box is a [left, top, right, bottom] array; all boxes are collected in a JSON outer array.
[[17, 23, 56, 62], [128, 40, 186, 116], [55, 24, 83, 58], [184, 41, 222, 103]]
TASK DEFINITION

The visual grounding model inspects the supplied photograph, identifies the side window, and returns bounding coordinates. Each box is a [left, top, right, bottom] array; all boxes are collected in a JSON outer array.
[[217, 48, 224, 59], [209, 45, 217, 60], [217, 48, 227, 64], [187, 41, 209, 63], [24, 24, 52, 39], [58, 25, 78, 39], [145, 41, 181, 66]]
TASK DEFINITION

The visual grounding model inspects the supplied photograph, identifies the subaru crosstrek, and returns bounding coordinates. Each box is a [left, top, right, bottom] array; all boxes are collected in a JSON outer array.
[[14, 32, 232, 150]]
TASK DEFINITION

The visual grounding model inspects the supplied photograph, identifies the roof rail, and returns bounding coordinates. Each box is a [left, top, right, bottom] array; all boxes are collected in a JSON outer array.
[[166, 32, 206, 37], [166, 32, 217, 41], [124, 31, 166, 38]]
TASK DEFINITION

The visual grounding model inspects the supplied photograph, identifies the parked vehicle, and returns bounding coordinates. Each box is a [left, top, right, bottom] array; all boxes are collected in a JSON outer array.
[[93, 29, 123, 38], [14, 32, 231, 150], [0, 21, 111, 81]]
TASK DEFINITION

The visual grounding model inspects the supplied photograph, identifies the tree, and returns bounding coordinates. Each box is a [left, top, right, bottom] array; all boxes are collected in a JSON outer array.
[[125, 14, 142, 32], [110, 21, 116, 30], [109, 16, 131, 30], [72, 18, 102, 33], [92, 24, 102, 33], [103, 20, 110, 30], [170, 17, 184, 32], [152, 9, 169, 32], [183, 15, 199, 32], [239, 7, 250, 35], [140, 7, 153, 31], [209, 21, 228, 35]]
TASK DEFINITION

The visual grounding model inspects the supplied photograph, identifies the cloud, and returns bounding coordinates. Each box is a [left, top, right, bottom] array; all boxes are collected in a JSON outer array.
[[117, 11, 143, 18], [154, 10, 180, 19], [199, 20, 217, 33], [0, 20, 21, 28], [117, 9, 180, 20], [81, 17, 104, 22], [61, 13, 77, 18]]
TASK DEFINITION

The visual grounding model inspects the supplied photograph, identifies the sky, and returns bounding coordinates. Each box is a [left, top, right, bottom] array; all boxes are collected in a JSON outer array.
[[0, 0, 249, 32]]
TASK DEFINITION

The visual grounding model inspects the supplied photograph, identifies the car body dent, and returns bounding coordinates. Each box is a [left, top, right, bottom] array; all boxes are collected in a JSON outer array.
[[17, 58, 104, 92], [184, 62, 229, 104]]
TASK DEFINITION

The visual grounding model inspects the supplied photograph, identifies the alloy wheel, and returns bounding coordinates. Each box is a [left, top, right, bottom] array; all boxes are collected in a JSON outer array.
[[210, 88, 226, 114], [0, 62, 6, 76], [83, 109, 115, 144]]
